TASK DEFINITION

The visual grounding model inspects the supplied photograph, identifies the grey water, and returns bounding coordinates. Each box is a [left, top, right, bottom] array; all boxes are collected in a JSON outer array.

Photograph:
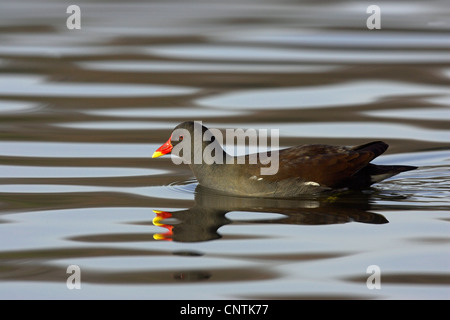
[[0, 0, 449, 299]]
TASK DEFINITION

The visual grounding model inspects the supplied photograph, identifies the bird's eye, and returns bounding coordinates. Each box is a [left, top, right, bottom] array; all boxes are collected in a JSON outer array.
[[179, 135, 184, 141]]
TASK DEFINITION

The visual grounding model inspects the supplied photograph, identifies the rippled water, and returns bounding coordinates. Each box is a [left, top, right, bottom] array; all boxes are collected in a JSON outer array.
[[0, 0, 449, 300]]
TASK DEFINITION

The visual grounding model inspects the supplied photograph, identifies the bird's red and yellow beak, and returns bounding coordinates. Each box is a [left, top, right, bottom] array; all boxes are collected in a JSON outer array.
[[152, 134, 173, 158]]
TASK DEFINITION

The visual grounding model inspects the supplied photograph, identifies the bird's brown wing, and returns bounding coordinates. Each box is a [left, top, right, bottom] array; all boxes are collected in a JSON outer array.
[[253, 142, 388, 188]]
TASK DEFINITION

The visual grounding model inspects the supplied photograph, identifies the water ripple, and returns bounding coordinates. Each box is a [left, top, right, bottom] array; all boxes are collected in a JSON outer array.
[[148, 44, 450, 63], [0, 74, 199, 97], [196, 81, 449, 110]]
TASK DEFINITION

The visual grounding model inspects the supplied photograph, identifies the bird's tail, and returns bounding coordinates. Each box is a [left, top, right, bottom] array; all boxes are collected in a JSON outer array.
[[368, 164, 418, 184], [348, 163, 417, 189]]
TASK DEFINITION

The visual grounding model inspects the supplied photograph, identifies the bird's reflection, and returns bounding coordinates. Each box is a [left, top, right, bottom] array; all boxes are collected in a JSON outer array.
[[152, 185, 388, 242]]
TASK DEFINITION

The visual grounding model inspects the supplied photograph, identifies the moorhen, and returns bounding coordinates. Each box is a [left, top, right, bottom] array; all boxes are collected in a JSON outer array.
[[152, 121, 417, 197]]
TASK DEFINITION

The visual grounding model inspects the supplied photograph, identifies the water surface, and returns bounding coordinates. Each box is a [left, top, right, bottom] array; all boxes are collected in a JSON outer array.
[[0, 0, 449, 300]]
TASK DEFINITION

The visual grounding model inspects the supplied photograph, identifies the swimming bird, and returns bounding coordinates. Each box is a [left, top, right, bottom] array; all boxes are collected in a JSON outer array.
[[152, 121, 417, 198]]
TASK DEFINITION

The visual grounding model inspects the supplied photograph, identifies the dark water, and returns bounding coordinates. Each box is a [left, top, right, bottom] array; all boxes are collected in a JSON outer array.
[[0, 0, 449, 299]]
